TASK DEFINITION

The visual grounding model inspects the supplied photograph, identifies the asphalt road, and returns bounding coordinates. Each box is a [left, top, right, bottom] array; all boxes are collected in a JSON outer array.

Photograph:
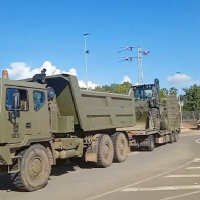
[[0, 130, 200, 200]]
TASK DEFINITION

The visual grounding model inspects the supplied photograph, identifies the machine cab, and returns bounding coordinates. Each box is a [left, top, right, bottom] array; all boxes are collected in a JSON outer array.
[[133, 84, 154, 101]]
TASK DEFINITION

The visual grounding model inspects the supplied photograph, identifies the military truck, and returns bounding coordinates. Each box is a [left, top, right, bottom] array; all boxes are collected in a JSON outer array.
[[0, 70, 180, 192], [0, 69, 136, 191], [126, 78, 180, 151]]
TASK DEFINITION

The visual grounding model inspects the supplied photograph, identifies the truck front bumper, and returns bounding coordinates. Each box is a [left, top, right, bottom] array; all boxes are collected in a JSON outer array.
[[0, 146, 12, 165]]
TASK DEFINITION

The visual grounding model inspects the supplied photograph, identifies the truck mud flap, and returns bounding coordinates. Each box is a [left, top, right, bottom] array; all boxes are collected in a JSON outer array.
[[85, 135, 100, 163]]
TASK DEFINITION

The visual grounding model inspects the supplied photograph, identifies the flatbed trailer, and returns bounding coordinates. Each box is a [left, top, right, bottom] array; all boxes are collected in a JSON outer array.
[[120, 128, 179, 151]]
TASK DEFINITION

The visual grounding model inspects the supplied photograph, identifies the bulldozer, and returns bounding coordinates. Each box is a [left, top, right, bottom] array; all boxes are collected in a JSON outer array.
[[132, 79, 179, 131]]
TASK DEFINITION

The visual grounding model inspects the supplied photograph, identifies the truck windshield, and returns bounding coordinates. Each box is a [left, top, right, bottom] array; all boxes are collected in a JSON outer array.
[[133, 85, 153, 100]]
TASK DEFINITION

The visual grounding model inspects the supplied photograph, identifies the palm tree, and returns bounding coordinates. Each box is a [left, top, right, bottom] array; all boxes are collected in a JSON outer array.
[[169, 87, 178, 95]]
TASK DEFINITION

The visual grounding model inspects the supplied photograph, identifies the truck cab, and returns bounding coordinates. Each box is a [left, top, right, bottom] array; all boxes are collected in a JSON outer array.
[[0, 71, 51, 166]]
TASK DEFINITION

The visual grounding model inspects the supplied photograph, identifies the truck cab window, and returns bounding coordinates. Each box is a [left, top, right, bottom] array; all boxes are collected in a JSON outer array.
[[6, 88, 29, 111], [33, 91, 45, 111]]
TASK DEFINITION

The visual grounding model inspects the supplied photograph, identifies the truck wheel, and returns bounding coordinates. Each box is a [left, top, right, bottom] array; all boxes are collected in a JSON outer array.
[[111, 132, 128, 163], [174, 132, 178, 142], [97, 134, 114, 168], [147, 135, 155, 151], [11, 144, 51, 191], [160, 110, 168, 130], [151, 108, 161, 129], [169, 133, 174, 143]]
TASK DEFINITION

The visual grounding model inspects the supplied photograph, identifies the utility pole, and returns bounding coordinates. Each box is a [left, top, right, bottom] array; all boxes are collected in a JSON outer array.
[[83, 33, 90, 90], [137, 46, 143, 85], [118, 46, 149, 85], [177, 72, 183, 128]]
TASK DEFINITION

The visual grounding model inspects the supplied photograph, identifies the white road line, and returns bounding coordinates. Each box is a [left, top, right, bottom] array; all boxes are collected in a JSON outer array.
[[186, 166, 200, 170], [165, 175, 200, 178], [121, 185, 200, 192], [194, 158, 200, 162], [85, 159, 197, 200], [195, 139, 200, 144], [159, 190, 200, 200]]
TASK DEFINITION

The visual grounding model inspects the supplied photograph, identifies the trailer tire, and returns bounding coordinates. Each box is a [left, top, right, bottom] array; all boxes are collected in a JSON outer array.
[[147, 135, 155, 151], [151, 108, 161, 129], [169, 133, 174, 143], [11, 144, 51, 191], [111, 132, 128, 163], [174, 132, 178, 142], [97, 134, 114, 168], [160, 110, 168, 130]]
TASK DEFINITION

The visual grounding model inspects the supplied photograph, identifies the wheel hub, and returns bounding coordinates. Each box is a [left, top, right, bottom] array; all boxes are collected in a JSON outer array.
[[104, 143, 110, 158], [120, 141, 125, 155], [29, 157, 43, 179]]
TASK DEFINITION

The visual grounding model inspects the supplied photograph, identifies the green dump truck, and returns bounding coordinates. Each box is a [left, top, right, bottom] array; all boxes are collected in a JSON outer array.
[[0, 69, 136, 191], [0, 70, 180, 191]]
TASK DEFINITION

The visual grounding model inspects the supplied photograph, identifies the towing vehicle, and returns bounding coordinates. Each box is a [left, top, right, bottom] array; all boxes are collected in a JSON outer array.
[[0, 69, 135, 191]]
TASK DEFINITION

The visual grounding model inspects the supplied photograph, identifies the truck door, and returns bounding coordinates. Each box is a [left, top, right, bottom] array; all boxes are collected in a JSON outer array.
[[5, 87, 32, 143], [4, 87, 50, 144], [30, 90, 50, 138]]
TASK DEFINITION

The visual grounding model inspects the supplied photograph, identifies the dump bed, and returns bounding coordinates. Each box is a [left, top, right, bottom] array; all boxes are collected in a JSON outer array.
[[45, 74, 136, 132]]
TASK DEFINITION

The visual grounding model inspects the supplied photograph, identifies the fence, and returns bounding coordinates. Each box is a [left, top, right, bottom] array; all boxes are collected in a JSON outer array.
[[182, 111, 200, 125]]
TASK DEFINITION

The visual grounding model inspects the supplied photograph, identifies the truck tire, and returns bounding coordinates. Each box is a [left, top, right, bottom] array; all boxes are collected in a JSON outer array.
[[169, 133, 174, 143], [97, 134, 114, 168], [151, 108, 161, 129], [11, 144, 51, 191], [174, 132, 178, 142], [111, 132, 128, 163], [147, 135, 155, 151], [160, 110, 168, 130]]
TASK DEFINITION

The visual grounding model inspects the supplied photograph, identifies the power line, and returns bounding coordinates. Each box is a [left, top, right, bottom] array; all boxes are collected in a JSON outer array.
[[118, 46, 150, 84]]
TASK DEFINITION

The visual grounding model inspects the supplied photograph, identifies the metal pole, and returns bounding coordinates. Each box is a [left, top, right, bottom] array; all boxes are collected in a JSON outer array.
[[137, 46, 143, 85], [84, 36, 88, 90], [84, 33, 89, 90], [177, 72, 183, 128]]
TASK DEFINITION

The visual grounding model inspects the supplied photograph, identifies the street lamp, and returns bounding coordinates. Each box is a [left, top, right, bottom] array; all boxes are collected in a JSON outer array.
[[177, 72, 183, 128], [83, 33, 90, 90]]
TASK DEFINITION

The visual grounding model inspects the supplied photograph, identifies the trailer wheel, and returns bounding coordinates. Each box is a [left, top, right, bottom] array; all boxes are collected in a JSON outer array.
[[11, 144, 51, 191], [151, 108, 161, 129], [147, 135, 155, 151], [97, 134, 114, 167], [160, 110, 168, 130], [111, 132, 128, 163], [169, 133, 174, 143], [174, 132, 178, 142]]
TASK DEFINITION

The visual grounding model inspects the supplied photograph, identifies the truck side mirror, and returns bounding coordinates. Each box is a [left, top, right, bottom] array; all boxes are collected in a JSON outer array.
[[11, 91, 20, 118], [12, 91, 20, 110]]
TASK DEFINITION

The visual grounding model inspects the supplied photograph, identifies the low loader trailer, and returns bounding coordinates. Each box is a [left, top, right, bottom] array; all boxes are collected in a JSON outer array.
[[126, 78, 180, 151], [0, 69, 180, 191]]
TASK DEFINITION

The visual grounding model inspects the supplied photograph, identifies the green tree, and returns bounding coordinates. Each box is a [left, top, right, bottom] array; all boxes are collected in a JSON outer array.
[[169, 87, 178, 95], [94, 82, 132, 94], [182, 85, 200, 111], [160, 88, 168, 105]]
